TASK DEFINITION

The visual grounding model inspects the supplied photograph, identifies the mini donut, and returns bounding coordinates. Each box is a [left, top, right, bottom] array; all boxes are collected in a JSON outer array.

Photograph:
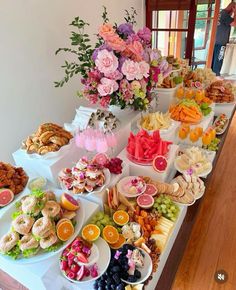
[[32, 216, 52, 238], [21, 195, 37, 214], [0, 232, 19, 253], [12, 214, 35, 235], [39, 230, 58, 249], [42, 201, 61, 218], [19, 234, 39, 251]]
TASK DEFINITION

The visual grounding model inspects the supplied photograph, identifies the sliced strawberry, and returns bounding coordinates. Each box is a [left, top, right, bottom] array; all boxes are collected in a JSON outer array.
[[76, 252, 88, 263]]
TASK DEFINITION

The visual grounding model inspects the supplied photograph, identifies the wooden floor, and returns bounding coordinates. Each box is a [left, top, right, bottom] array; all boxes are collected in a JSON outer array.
[[0, 115, 236, 290], [172, 113, 236, 290]]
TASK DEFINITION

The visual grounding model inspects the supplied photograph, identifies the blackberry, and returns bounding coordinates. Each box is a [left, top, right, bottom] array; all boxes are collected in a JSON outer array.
[[134, 269, 141, 279], [127, 275, 138, 283]]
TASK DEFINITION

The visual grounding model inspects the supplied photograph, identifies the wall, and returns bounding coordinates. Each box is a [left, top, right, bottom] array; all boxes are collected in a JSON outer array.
[[0, 0, 145, 163]]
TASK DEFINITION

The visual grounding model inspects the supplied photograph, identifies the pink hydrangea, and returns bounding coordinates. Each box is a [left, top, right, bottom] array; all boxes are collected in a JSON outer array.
[[121, 59, 140, 81], [95, 49, 118, 74], [100, 96, 111, 108], [97, 77, 118, 96], [104, 70, 123, 80]]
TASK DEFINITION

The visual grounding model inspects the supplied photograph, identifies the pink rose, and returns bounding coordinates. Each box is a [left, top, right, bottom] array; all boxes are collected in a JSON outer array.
[[97, 77, 118, 96], [99, 23, 115, 41], [107, 35, 126, 52], [95, 49, 118, 74], [126, 41, 144, 61], [104, 70, 123, 80], [137, 61, 150, 79], [100, 96, 111, 108], [121, 59, 140, 81]]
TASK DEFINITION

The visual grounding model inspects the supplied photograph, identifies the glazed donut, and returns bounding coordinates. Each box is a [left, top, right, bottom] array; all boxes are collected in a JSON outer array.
[[42, 201, 61, 218], [39, 230, 58, 249], [21, 195, 37, 214], [19, 234, 39, 251], [32, 216, 52, 238], [12, 214, 35, 235], [0, 232, 19, 253]]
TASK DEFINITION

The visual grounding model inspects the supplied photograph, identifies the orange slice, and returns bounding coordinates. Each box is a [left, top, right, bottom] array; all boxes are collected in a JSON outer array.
[[102, 225, 119, 244], [109, 234, 126, 249], [113, 210, 129, 226], [82, 224, 100, 242], [61, 193, 79, 211], [56, 218, 74, 241]]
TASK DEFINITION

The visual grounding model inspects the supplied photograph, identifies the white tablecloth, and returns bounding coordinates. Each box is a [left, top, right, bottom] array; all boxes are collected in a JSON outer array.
[[221, 43, 236, 75]]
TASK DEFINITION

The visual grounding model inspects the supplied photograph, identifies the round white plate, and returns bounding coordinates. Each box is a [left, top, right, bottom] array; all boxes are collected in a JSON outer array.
[[121, 247, 153, 285], [117, 176, 146, 198], [61, 237, 111, 284], [59, 168, 111, 196], [174, 157, 212, 178], [0, 189, 85, 264]]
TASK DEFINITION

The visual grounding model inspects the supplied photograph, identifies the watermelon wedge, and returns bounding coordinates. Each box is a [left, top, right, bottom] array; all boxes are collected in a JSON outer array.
[[0, 189, 14, 207]]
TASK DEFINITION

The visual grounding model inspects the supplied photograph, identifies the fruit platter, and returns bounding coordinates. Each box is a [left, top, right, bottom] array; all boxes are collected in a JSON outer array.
[[137, 112, 173, 132], [21, 122, 73, 157], [126, 130, 172, 166], [60, 236, 111, 284], [0, 189, 84, 264], [0, 162, 28, 208], [174, 146, 212, 177], [213, 114, 229, 135], [58, 157, 111, 195], [169, 99, 203, 124], [72, 174, 185, 289]]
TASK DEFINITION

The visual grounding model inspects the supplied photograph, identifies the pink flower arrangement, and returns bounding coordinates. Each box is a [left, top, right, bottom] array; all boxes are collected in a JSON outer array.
[[57, 9, 154, 110], [81, 19, 152, 110]]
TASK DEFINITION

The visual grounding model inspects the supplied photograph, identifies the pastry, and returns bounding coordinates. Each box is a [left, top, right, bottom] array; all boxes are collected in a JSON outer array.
[[22, 123, 73, 155]]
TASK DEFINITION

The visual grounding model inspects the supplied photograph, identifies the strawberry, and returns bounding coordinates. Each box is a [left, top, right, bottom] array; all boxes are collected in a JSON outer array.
[[76, 252, 88, 263], [84, 267, 90, 277], [67, 270, 76, 280], [76, 265, 85, 281], [70, 263, 80, 274], [60, 260, 68, 271]]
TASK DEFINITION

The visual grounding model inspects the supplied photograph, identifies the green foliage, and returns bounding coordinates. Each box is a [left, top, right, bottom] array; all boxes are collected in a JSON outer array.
[[22, 247, 38, 258], [102, 6, 109, 23], [124, 7, 137, 26], [55, 17, 94, 87]]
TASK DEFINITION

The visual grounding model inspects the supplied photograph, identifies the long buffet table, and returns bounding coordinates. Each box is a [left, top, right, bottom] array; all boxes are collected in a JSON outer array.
[[0, 103, 235, 290]]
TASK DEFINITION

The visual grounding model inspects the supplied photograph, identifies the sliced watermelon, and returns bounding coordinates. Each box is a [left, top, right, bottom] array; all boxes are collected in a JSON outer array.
[[0, 189, 14, 207], [153, 155, 168, 173]]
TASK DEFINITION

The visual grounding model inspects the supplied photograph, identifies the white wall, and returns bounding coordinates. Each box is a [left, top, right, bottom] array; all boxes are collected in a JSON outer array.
[[0, 0, 145, 163]]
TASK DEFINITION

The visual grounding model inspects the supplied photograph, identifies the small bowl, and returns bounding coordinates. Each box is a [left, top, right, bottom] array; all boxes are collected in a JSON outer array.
[[120, 247, 153, 285], [76, 243, 99, 267], [28, 177, 47, 190]]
